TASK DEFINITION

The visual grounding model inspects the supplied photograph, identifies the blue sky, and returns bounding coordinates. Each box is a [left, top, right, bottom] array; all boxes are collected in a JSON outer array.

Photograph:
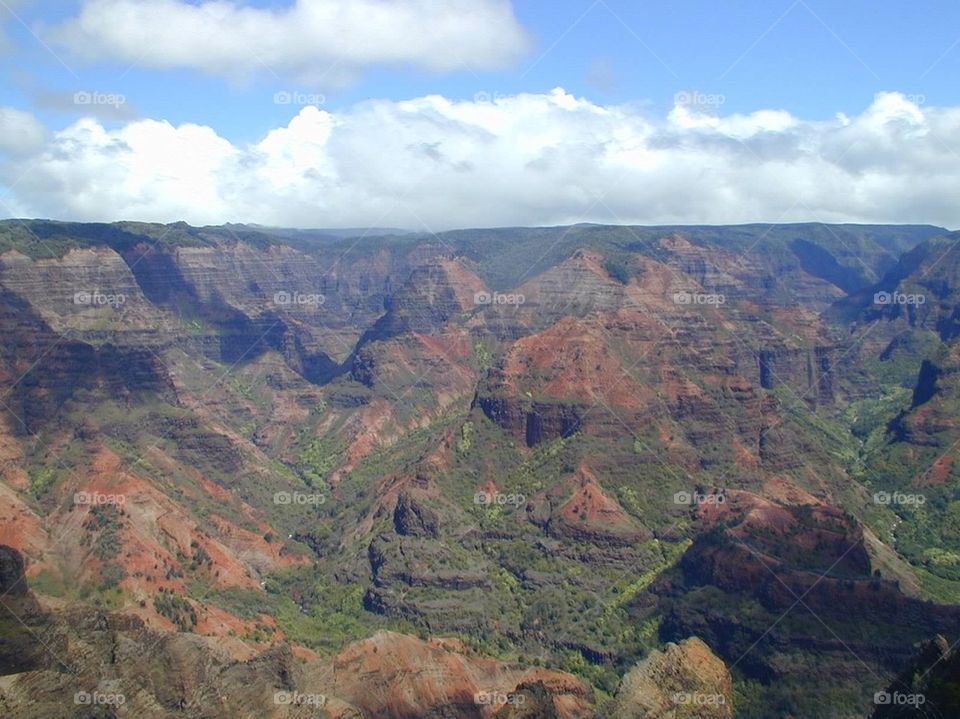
[[4, 0, 959, 139], [1, 0, 960, 229]]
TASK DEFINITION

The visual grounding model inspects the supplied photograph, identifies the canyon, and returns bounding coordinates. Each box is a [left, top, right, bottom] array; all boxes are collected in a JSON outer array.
[[0, 219, 958, 718]]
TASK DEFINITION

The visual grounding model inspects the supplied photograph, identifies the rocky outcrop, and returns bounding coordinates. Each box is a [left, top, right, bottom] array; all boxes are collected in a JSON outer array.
[[0, 543, 27, 597], [894, 343, 960, 444], [476, 396, 584, 448], [331, 631, 593, 719], [0, 287, 176, 434], [527, 464, 651, 547], [358, 256, 486, 342], [0, 546, 61, 677], [393, 490, 441, 538], [870, 634, 960, 718], [610, 637, 733, 719], [653, 490, 960, 714], [0, 606, 325, 718], [0, 606, 594, 719], [368, 534, 490, 593]]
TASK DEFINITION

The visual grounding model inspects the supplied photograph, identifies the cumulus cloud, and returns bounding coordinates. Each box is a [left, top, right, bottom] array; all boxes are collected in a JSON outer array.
[[0, 107, 47, 156], [46, 0, 530, 83], [2, 90, 960, 230]]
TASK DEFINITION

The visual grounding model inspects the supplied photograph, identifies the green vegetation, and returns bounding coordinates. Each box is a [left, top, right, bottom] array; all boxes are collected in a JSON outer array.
[[844, 385, 912, 462], [861, 329, 942, 388], [29, 569, 69, 598], [82, 505, 124, 561], [602, 256, 632, 285], [99, 563, 127, 590], [27, 466, 59, 497], [606, 539, 691, 612], [265, 569, 418, 653], [154, 589, 198, 631], [559, 650, 621, 699], [189, 541, 212, 570], [456, 421, 474, 454], [473, 342, 493, 371], [188, 584, 273, 620], [0, 219, 313, 260], [772, 386, 860, 468], [297, 436, 341, 486]]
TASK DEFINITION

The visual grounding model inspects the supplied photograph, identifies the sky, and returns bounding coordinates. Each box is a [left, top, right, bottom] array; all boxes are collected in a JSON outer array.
[[1, 0, 959, 230]]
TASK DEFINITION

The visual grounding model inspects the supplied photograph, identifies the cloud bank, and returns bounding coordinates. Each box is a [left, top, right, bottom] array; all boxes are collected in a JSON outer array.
[[47, 0, 530, 83], [1, 90, 959, 230]]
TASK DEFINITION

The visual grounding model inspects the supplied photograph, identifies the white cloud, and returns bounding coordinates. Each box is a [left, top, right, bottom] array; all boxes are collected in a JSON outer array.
[[0, 107, 47, 155], [3, 91, 960, 230], [47, 0, 530, 83]]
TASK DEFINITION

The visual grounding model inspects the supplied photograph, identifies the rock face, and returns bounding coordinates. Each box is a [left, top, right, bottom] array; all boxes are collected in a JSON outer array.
[[360, 256, 487, 341], [896, 342, 960, 444], [393, 490, 441, 538], [651, 488, 960, 715], [0, 543, 27, 597], [527, 464, 651, 546], [610, 637, 733, 719], [0, 605, 315, 719], [0, 545, 51, 677], [331, 631, 593, 719], [870, 634, 960, 719], [1, 598, 596, 719], [0, 228, 445, 423], [474, 244, 859, 457], [0, 286, 176, 434]]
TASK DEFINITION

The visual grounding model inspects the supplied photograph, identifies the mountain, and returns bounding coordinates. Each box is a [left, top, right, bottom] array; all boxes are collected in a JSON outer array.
[[830, 233, 960, 602], [0, 219, 958, 718]]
